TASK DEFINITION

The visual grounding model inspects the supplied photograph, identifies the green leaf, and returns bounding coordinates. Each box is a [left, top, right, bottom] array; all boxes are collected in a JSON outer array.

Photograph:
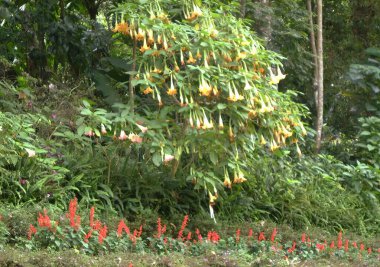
[[152, 152, 161, 167], [367, 144, 376, 151], [209, 151, 218, 165]]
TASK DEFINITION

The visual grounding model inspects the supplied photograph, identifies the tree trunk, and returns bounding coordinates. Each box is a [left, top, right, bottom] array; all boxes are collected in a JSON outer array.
[[254, 0, 272, 44], [240, 0, 247, 18], [59, 0, 65, 21], [83, 0, 102, 21], [307, 0, 318, 108], [315, 0, 324, 152]]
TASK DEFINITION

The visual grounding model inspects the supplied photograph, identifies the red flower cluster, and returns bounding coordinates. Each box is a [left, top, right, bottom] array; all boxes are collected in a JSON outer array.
[[37, 209, 51, 228], [207, 231, 220, 243]]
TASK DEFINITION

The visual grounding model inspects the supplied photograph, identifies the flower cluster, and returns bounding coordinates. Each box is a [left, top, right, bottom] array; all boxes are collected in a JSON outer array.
[[24, 198, 380, 264]]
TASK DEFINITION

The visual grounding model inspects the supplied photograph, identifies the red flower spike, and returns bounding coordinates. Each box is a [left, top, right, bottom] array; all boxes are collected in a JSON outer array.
[[177, 215, 189, 239], [98, 225, 108, 244], [236, 228, 241, 243], [344, 239, 349, 252], [187, 232, 192, 241], [84, 229, 93, 243], [337, 231, 343, 249], [330, 241, 335, 249], [352, 241, 357, 248], [270, 228, 277, 242], [93, 220, 102, 231], [156, 217, 162, 238], [89, 207, 95, 227], [301, 233, 306, 243], [117, 220, 130, 237], [360, 243, 365, 251], [368, 247, 372, 254], [162, 224, 166, 234], [137, 225, 143, 237], [67, 198, 81, 230], [128, 263, 133, 267], [288, 241, 296, 253], [196, 228, 202, 242], [28, 224, 37, 240], [248, 228, 253, 239], [316, 243, 325, 252], [258, 232, 266, 241]]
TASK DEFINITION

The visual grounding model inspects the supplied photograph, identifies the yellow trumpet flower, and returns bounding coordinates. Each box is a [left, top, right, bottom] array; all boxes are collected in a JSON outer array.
[[269, 66, 286, 85]]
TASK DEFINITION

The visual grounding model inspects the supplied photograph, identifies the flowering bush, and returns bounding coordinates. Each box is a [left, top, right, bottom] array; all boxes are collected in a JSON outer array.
[[69, 0, 310, 219]]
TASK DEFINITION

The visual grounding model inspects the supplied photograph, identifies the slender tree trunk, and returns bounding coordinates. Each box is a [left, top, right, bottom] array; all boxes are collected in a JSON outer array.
[[240, 0, 247, 18], [59, 0, 65, 20], [307, 0, 318, 107], [315, 0, 324, 152], [254, 0, 272, 44]]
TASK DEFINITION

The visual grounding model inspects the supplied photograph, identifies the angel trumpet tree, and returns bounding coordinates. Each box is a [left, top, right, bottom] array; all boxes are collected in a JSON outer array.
[[112, 0, 308, 216]]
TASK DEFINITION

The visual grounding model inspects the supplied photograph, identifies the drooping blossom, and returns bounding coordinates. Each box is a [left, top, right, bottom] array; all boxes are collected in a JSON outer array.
[[101, 124, 107, 135], [163, 154, 175, 163], [84, 130, 94, 137], [129, 133, 143, 143], [25, 148, 36, 157], [136, 124, 148, 133], [269, 66, 286, 85], [119, 130, 128, 141]]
